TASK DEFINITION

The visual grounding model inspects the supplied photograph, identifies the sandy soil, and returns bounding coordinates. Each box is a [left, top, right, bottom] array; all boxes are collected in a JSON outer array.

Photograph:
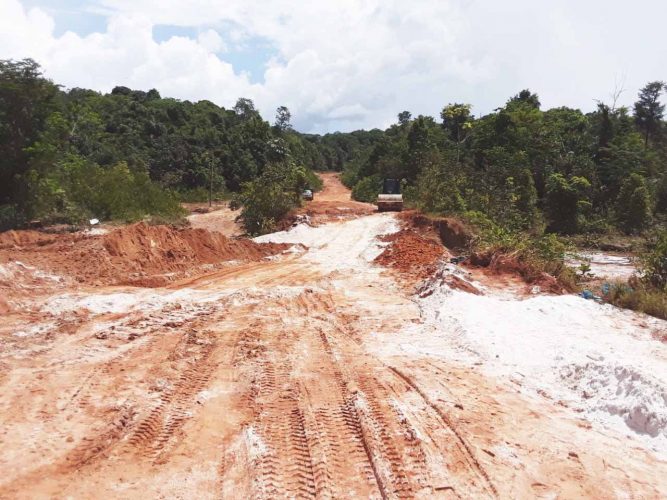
[[293, 172, 375, 225], [1, 174, 666, 498], [185, 202, 244, 237]]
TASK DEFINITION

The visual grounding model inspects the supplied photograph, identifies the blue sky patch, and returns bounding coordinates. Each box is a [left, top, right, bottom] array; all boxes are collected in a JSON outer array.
[[23, 0, 107, 36]]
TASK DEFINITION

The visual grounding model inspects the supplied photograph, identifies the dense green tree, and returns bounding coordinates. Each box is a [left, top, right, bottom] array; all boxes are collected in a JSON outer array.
[[509, 89, 541, 109], [544, 173, 590, 234], [406, 116, 436, 181], [414, 160, 467, 214], [634, 81, 665, 148], [275, 106, 292, 131], [440, 103, 473, 163], [397, 111, 412, 126], [656, 174, 667, 213], [233, 97, 257, 120], [234, 160, 307, 235], [616, 173, 652, 233], [3, 58, 667, 241], [0, 59, 329, 228], [0, 59, 58, 210]]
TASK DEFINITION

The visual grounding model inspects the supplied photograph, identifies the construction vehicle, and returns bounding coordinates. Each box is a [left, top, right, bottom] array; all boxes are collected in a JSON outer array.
[[377, 179, 403, 212]]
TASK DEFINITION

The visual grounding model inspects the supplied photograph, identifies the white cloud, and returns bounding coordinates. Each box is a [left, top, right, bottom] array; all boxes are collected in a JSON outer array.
[[1, 0, 666, 132], [197, 29, 225, 53]]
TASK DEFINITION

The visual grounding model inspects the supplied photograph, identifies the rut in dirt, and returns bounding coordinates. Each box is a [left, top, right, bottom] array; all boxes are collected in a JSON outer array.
[[221, 286, 497, 499]]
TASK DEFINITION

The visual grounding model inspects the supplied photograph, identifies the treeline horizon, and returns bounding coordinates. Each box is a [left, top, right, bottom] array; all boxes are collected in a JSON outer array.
[[1, 57, 666, 239], [0, 58, 352, 230], [338, 86, 666, 238]]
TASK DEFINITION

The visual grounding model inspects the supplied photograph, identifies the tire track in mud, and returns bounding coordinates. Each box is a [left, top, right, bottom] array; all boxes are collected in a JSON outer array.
[[234, 287, 451, 499], [301, 291, 424, 497], [53, 302, 231, 476], [247, 345, 317, 498], [314, 328, 389, 499], [125, 333, 217, 462], [229, 291, 384, 499], [304, 288, 496, 498], [388, 365, 498, 498]]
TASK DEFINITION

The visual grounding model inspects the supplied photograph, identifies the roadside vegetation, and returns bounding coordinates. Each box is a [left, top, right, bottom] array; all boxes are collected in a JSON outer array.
[[0, 59, 334, 232], [338, 85, 667, 316], [604, 231, 667, 319]]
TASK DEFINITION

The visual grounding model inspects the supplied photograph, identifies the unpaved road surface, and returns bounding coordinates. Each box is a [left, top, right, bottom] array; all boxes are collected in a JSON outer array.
[[1, 174, 667, 498]]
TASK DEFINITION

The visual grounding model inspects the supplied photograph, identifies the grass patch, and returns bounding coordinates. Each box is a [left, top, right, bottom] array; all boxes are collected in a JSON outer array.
[[462, 211, 579, 292], [604, 280, 667, 320]]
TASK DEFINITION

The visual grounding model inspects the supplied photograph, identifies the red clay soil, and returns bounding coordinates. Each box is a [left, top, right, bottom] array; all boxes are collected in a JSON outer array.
[[398, 210, 473, 250], [468, 251, 566, 294], [399, 210, 566, 294], [0, 222, 288, 287], [289, 172, 375, 226], [375, 229, 448, 281], [0, 229, 62, 249]]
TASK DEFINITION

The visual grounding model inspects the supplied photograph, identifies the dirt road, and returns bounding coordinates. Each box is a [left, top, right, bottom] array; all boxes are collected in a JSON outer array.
[[1, 174, 666, 498]]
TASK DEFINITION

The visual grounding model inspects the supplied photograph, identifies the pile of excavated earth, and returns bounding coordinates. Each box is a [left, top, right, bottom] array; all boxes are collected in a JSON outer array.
[[1, 173, 667, 499], [375, 229, 448, 282], [0, 222, 287, 289]]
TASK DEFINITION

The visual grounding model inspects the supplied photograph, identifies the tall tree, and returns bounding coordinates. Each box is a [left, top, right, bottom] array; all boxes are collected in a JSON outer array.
[[440, 103, 473, 163], [233, 97, 257, 120], [634, 81, 665, 148], [616, 173, 652, 233], [0, 59, 58, 207], [509, 89, 541, 109], [397, 111, 412, 126], [274, 106, 292, 131]]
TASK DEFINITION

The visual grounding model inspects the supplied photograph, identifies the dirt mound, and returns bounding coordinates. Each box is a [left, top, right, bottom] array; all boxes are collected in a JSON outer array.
[[0, 222, 288, 287], [102, 222, 273, 266], [399, 211, 473, 250], [375, 229, 448, 281], [470, 251, 565, 294], [0, 229, 61, 249]]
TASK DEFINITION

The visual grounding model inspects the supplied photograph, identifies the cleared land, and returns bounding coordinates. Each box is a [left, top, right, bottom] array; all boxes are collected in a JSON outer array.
[[1, 174, 666, 498]]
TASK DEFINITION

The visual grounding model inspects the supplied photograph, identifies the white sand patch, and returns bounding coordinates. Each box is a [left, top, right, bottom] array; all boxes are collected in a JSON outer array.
[[12, 322, 56, 338], [374, 265, 667, 454], [40, 283, 310, 316], [567, 251, 637, 280], [85, 227, 109, 236], [244, 426, 268, 459], [254, 214, 399, 272], [0, 261, 63, 283]]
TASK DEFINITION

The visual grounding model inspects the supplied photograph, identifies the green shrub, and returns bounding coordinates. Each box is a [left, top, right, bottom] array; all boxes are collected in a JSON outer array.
[[641, 231, 667, 291], [351, 175, 382, 202], [234, 161, 307, 235], [340, 168, 358, 189], [462, 210, 575, 288], [545, 173, 591, 234], [0, 204, 22, 231], [605, 280, 667, 320], [26, 156, 185, 224], [616, 173, 652, 234], [414, 163, 467, 214], [177, 187, 229, 203], [304, 168, 324, 192]]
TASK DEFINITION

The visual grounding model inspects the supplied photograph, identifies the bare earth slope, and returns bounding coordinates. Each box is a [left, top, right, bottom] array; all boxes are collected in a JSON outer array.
[[1, 174, 666, 498]]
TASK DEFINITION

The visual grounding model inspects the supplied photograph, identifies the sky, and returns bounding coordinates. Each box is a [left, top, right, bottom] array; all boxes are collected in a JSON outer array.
[[1, 0, 666, 133]]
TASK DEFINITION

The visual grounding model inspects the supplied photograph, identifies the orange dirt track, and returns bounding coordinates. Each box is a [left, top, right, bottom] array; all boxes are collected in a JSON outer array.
[[1, 174, 666, 499]]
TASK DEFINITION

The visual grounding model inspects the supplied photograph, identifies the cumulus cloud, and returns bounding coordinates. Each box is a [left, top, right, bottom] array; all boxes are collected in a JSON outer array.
[[197, 29, 226, 53], [1, 0, 666, 132]]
